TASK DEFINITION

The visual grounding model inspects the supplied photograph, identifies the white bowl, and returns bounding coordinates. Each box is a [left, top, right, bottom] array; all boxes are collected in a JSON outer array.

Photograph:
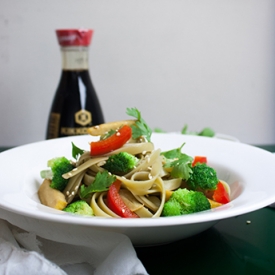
[[0, 133, 274, 246]]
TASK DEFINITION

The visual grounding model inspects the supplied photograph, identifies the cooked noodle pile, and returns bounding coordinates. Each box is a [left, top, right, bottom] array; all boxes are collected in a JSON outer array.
[[61, 141, 179, 218]]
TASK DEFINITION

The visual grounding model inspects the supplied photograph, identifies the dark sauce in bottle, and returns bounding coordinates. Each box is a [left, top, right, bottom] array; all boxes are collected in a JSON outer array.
[[46, 70, 104, 139]]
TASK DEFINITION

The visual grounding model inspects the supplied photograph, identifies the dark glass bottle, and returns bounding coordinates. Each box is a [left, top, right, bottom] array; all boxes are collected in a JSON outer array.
[[46, 29, 104, 139]]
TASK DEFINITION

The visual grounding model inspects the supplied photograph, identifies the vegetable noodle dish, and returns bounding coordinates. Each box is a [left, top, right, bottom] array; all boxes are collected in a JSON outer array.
[[38, 108, 231, 218]]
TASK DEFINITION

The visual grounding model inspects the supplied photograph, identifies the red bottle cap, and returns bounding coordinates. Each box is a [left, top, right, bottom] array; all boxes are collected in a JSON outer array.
[[56, 29, 93, 46]]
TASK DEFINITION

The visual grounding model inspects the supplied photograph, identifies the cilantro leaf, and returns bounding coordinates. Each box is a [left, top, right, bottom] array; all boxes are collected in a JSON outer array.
[[153, 128, 166, 133], [126, 107, 142, 121], [126, 107, 152, 142], [161, 143, 186, 159], [198, 127, 215, 137], [100, 129, 116, 140], [161, 143, 193, 180], [181, 125, 215, 137], [164, 157, 193, 180], [80, 171, 116, 199], [72, 142, 85, 160], [181, 124, 188, 135]]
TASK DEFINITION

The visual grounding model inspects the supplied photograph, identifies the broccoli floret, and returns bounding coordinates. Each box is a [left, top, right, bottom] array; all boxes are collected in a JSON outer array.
[[162, 188, 210, 216], [103, 152, 138, 175], [187, 163, 219, 191], [63, 200, 94, 216], [40, 157, 74, 191]]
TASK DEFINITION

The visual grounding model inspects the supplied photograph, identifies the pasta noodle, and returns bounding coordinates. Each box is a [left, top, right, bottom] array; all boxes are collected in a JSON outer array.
[[61, 141, 170, 218]]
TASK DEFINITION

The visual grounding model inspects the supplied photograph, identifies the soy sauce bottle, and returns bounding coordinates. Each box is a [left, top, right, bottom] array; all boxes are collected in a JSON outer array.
[[46, 29, 104, 139]]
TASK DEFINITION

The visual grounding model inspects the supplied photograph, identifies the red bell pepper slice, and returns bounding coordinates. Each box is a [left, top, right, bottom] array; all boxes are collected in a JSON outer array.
[[192, 156, 207, 166], [213, 181, 230, 204], [90, 125, 132, 156], [107, 180, 139, 218]]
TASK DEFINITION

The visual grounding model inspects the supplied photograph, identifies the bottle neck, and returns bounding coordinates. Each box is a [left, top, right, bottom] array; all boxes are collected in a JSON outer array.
[[60, 46, 89, 70]]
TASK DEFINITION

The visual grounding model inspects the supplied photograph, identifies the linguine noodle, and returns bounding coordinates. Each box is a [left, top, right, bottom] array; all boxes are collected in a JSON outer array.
[[61, 141, 172, 217]]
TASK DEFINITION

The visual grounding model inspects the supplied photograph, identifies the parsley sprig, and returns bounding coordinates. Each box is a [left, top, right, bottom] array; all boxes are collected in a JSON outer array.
[[126, 107, 152, 142]]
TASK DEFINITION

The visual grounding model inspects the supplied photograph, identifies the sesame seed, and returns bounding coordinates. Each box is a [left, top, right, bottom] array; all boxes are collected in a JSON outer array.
[[148, 173, 152, 179], [71, 191, 75, 196], [246, 220, 251, 224], [66, 191, 70, 196], [116, 132, 121, 136], [94, 125, 99, 129]]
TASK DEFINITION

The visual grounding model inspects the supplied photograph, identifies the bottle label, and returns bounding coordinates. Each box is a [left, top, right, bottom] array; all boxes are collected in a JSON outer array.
[[47, 113, 60, 139], [61, 50, 89, 70], [74, 109, 92, 126], [61, 109, 92, 136], [48, 110, 93, 138], [60, 127, 90, 135]]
